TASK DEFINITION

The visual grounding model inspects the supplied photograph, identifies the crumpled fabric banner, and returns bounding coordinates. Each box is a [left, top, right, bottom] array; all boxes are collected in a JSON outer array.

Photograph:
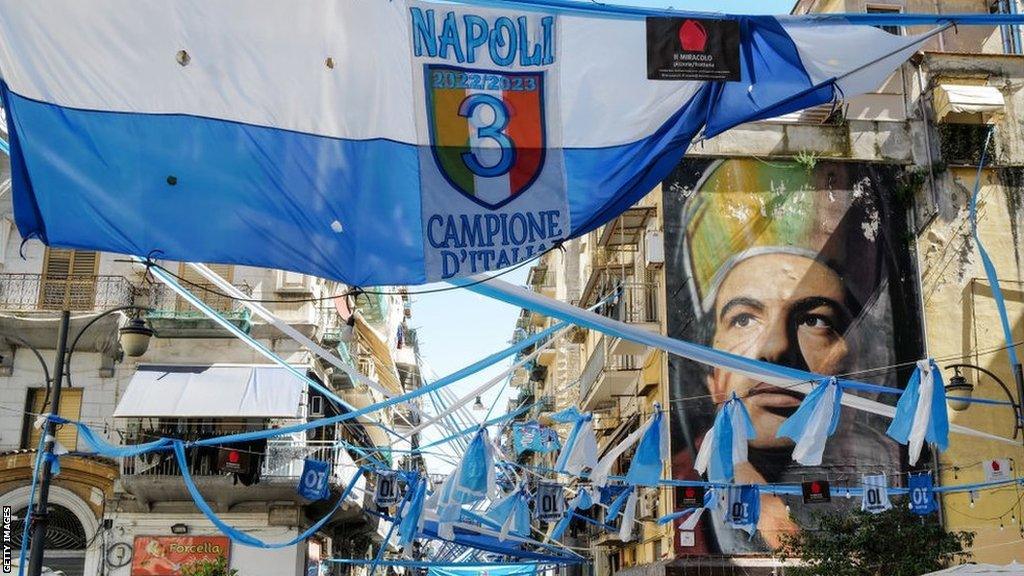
[[777, 377, 843, 466], [694, 394, 756, 483], [886, 359, 949, 465], [0, 0, 949, 286]]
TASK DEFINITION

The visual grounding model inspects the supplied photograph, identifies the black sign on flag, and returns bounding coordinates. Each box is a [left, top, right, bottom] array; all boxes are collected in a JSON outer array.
[[801, 480, 832, 504], [676, 485, 705, 508], [646, 17, 741, 81]]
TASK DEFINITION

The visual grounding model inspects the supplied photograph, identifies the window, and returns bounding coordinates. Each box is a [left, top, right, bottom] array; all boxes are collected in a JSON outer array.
[[22, 387, 83, 450], [309, 395, 325, 417], [39, 248, 98, 310], [867, 5, 903, 36]]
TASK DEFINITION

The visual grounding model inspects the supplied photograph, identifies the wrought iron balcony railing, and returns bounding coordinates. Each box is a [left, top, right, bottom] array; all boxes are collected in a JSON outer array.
[[143, 281, 253, 319], [0, 273, 137, 312]]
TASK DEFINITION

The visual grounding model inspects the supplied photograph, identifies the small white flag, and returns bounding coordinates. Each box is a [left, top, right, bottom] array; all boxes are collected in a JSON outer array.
[[983, 459, 1011, 483]]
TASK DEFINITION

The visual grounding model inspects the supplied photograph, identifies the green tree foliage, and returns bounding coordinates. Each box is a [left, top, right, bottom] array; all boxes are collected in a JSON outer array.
[[179, 556, 239, 576], [776, 506, 974, 576]]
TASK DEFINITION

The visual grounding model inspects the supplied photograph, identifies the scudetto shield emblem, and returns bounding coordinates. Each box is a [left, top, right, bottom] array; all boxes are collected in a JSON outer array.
[[425, 64, 546, 210]]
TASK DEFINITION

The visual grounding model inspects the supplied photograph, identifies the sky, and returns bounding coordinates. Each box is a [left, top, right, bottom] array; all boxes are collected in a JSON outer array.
[[410, 0, 795, 472]]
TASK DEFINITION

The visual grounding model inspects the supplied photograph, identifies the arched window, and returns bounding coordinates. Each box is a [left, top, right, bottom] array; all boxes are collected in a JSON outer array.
[[11, 503, 88, 550]]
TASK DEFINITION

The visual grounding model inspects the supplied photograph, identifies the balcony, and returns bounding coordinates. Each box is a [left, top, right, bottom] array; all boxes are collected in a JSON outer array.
[[579, 335, 642, 411], [527, 266, 558, 298], [0, 273, 136, 312], [597, 206, 656, 251], [593, 282, 660, 355], [143, 282, 253, 336], [119, 429, 362, 510]]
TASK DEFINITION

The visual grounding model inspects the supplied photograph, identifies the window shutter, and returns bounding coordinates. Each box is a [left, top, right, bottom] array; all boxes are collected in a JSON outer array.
[[24, 388, 83, 450], [40, 248, 98, 310]]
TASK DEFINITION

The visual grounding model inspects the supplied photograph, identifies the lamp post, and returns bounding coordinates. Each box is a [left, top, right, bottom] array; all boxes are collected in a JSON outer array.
[[24, 305, 153, 576], [943, 362, 1024, 443]]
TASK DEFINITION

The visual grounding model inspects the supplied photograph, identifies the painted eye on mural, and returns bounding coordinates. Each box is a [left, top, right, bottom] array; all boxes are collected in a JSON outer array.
[[796, 314, 834, 332], [728, 312, 757, 329]]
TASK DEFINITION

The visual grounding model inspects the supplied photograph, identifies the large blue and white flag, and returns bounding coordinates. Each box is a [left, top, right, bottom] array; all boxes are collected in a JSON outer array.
[[0, 1, 943, 286]]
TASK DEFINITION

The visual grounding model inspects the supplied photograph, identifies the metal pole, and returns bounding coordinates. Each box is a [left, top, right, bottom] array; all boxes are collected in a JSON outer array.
[[1014, 362, 1024, 445], [26, 310, 70, 576]]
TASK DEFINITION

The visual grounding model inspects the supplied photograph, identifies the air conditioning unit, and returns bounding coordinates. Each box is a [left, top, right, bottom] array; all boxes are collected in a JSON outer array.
[[644, 230, 664, 268], [638, 488, 659, 520]]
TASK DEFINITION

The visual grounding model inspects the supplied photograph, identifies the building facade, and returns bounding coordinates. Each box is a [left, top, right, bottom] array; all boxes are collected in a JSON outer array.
[[515, 0, 1024, 572]]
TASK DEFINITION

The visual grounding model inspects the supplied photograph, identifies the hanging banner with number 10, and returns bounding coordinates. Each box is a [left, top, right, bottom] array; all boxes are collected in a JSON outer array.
[[908, 473, 937, 516], [861, 474, 892, 514], [298, 458, 330, 501], [724, 486, 760, 536]]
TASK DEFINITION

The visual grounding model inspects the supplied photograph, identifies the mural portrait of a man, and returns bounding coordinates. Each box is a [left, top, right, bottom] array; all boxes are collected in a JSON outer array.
[[663, 158, 925, 554]]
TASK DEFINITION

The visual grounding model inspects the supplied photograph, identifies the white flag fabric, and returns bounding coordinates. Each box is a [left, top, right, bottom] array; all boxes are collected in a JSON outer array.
[[0, 0, 939, 286]]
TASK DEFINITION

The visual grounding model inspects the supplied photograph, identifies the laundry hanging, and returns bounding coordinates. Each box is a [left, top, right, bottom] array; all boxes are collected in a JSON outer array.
[[0, 1, 974, 286]]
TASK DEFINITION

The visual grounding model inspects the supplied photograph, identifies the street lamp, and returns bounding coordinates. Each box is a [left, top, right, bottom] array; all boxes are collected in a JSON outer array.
[[943, 363, 1024, 442], [24, 305, 153, 576]]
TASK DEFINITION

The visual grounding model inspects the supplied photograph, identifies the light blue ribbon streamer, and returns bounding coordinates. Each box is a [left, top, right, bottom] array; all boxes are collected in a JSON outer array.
[[886, 359, 949, 452], [172, 441, 365, 548], [17, 432, 47, 576], [776, 377, 842, 459], [969, 127, 1019, 368], [420, 403, 534, 450], [398, 476, 427, 548], [187, 320, 564, 447]]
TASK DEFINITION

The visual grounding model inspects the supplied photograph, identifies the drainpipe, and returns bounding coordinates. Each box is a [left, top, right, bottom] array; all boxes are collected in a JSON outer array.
[[1008, 0, 1023, 55], [915, 58, 940, 225]]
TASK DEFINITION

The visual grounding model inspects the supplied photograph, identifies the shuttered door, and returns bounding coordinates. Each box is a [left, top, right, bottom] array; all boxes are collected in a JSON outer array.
[[24, 388, 83, 450], [175, 263, 234, 312], [39, 249, 99, 310]]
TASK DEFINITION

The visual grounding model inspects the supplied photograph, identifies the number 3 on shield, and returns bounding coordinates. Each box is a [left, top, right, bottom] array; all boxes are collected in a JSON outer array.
[[458, 94, 515, 178]]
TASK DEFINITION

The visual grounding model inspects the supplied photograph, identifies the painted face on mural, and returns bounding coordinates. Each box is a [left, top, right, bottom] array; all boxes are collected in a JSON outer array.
[[706, 253, 854, 447]]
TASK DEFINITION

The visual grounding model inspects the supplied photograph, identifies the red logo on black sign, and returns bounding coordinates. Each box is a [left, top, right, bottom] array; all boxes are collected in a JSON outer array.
[[802, 480, 832, 504], [678, 20, 708, 52]]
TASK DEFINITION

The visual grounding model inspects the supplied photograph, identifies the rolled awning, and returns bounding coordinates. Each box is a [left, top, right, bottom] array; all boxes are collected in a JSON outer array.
[[933, 84, 1005, 124], [114, 364, 306, 418]]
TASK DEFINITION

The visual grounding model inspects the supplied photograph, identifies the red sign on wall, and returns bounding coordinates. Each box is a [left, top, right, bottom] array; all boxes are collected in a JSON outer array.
[[131, 536, 231, 575]]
